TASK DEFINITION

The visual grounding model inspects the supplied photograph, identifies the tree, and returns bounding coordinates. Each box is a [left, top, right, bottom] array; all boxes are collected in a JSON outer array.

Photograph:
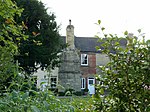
[[94, 20, 150, 112], [0, 0, 25, 91], [14, 0, 65, 74]]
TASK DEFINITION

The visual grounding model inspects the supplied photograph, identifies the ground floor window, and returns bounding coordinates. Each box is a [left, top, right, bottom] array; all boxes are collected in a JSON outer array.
[[81, 78, 86, 89], [40, 76, 57, 90], [50, 77, 57, 88]]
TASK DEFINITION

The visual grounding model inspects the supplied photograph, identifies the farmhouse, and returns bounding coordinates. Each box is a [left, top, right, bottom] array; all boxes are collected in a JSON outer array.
[[34, 20, 127, 94]]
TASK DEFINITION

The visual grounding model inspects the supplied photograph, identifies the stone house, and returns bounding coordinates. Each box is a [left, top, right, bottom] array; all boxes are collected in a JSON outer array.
[[34, 20, 127, 94]]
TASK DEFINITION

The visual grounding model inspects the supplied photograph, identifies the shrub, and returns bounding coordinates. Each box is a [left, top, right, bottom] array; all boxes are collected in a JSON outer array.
[[94, 20, 150, 112], [0, 90, 76, 111]]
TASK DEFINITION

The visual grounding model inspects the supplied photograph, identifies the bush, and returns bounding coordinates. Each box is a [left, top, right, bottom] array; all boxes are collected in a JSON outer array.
[[94, 20, 150, 112], [73, 91, 82, 96], [64, 88, 75, 96], [0, 90, 77, 111], [58, 92, 65, 96]]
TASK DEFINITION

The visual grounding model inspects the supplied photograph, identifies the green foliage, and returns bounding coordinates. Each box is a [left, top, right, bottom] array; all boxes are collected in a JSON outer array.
[[0, 0, 27, 92], [14, 0, 65, 74], [98, 20, 101, 25], [0, 73, 95, 111], [95, 20, 150, 111], [1, 2, 150, 111], [124, 30, 128, 35], [0, 89, 97, 112], [0, 90, 74, 111], [0, 1, 94, 111], [0, 1, 95, 111], [59, 96, 96, 111]]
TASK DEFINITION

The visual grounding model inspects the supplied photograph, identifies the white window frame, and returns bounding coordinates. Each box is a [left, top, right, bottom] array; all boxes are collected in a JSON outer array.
[[81, 78, 86, 89], [81, 54, 88, 66]]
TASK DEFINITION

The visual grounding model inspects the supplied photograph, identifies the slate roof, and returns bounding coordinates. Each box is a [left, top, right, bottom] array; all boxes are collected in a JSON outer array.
[[61, 36, 127, 53], [75, 37, 101, 52]]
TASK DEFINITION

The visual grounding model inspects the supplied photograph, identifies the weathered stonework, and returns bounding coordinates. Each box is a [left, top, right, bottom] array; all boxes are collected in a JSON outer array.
[[58, 20, 81, 92], [66, 20, 75, 50], [58, 49, 81, 92]]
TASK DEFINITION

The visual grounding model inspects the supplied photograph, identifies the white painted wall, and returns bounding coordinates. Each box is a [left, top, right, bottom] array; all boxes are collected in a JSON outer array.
[[33, 67, 58, 89]]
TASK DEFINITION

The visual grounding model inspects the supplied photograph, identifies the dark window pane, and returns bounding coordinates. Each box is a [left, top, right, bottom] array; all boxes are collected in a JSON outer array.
[[89, 80, 93, 84]]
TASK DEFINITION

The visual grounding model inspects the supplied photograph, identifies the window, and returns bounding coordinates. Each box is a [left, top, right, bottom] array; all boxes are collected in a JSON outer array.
[[40, 76, 57, 91], [81, 54, 88, 65], [89, 80, 93, 85], [81, 78, 86, 89], [40, 79, 48, 91], [50, 77, 57, 88]]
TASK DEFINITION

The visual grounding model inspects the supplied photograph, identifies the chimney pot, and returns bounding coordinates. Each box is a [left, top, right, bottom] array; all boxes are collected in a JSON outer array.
[[69, 19, 71, 25]]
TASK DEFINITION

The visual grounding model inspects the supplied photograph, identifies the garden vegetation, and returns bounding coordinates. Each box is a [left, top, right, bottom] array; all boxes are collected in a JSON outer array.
[[0, 0, 149, 111]]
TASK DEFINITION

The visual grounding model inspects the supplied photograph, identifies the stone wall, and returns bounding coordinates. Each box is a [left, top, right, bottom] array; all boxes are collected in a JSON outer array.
[[96, 54, 110, 66], [66, 20, 75, 50], [58, 49, 81, 92], [96, 53, 110, 74]]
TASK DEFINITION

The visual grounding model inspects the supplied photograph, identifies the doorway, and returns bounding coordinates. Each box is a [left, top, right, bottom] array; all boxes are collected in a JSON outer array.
[[88, 78, 95, 94]]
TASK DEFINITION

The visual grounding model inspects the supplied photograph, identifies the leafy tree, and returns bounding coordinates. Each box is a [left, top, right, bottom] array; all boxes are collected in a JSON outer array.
[[94, 20, 150, 112], [14, 0, 65, 74], [0, 0, 25, 92]]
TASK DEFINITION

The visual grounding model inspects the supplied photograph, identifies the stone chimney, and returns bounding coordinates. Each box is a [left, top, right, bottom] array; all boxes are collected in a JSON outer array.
[[66, 20, 75, 49], [58, 20, 81, 92]]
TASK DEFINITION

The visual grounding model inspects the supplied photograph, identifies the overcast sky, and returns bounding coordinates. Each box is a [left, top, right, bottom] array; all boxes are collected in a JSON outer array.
[[41, 0, 150, 40]]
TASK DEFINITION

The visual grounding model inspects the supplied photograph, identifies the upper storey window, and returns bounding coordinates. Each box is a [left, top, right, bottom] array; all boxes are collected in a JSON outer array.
[[81, 54, 88, 66]]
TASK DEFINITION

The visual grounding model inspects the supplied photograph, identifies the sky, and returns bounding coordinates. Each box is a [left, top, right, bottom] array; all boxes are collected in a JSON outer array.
[[40, 0, 150, 40]]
